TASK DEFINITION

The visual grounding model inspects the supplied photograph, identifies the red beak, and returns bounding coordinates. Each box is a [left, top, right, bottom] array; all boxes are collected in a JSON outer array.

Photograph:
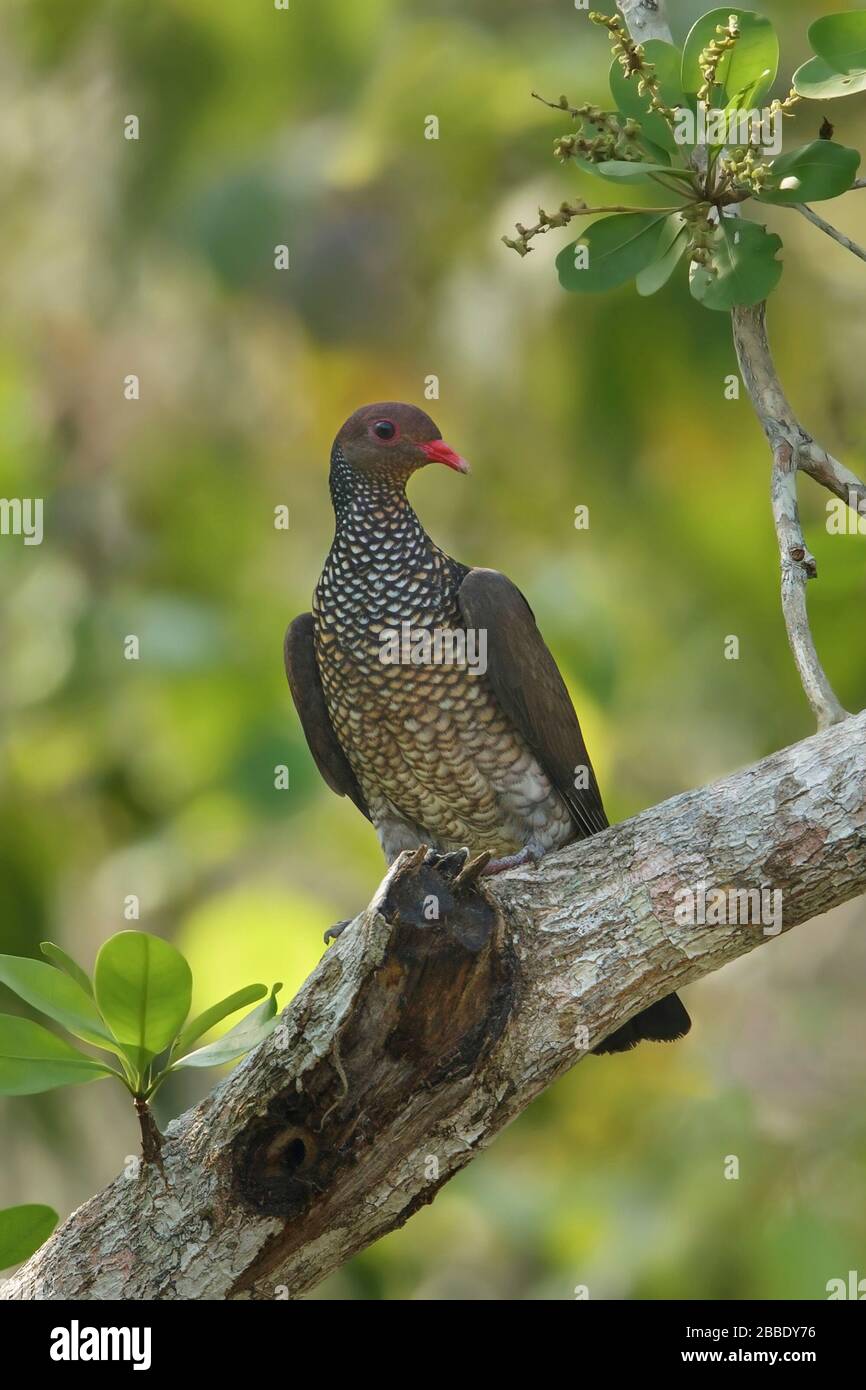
[[420, 439, 470, 474]]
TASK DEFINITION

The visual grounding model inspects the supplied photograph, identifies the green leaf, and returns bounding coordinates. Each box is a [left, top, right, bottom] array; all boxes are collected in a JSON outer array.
[[809, 13, 866, 76], [609, 40, 686, 153], [0, 1015, 116, 1095], [173, 983, 268, 1058], [0, 1204, 58, 1270], [171, 983, 282, 1071], [641, 136, 676, 167], [793, 54, 866, 101], [682, 9, 778, 106], [690, 217, 783, 311], [94, 931, 192, 1074], [723, 72, 775, 119], [584, 159, 688, 184], [636, 214, 689, 296], [40, 942, 93, 999], [756, 140, 860, 206], [557, 212, 671, 293], [0, 954, 116, 1052]]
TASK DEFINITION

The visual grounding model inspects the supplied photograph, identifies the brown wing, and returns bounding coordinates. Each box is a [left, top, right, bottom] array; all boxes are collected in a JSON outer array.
[[458, 568, 608, 839], [284, 613, 370, 821]]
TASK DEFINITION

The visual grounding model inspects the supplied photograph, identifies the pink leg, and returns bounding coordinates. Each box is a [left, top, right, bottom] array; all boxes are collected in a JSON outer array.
[[481, 842, 545, 877]]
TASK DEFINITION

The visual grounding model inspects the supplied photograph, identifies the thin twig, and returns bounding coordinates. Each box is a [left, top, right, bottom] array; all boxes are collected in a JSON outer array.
[[531, 92, 587, 119], [503, 200, 680, 255], [800, 440, 866, 513], [794, 203, 866, 264], [134, 1097, 167, 1178]]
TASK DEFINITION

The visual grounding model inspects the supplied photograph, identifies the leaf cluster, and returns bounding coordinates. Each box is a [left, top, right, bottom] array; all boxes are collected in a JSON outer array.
[[0, 932, 281, 1102], [505, 9, 864, 309]]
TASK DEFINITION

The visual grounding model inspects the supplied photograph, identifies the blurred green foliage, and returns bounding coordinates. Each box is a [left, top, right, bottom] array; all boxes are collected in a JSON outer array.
[[0, 0, 864, 1300]]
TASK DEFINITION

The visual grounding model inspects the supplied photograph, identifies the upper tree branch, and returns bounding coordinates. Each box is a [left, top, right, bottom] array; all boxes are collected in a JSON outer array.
[[728, 294, 866, 514], [4, 714, 866, 1301], [618, 0, 864, 729], [794, 203, 866, 264], [617, 1, 671, 43], [768, 438, 846, 729]]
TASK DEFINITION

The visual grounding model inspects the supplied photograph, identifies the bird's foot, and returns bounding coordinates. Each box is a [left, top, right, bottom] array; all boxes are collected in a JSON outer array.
[[430, 846, 492, 888], [323, 918, 352, 944], [481, 842, 545, 877], [321, 849, 491, 945], [380, 845, 496, 951]]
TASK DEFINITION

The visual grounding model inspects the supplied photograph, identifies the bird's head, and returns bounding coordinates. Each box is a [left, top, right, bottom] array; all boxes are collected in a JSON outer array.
[[331, 402, 470, 491]]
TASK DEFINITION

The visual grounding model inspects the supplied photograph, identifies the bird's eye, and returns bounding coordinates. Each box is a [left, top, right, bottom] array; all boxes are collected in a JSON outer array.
[[373, 420, 396, 440]]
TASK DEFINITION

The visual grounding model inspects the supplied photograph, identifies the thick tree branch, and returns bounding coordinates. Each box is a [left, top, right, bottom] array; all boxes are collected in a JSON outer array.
[[4, 714, 865, 1301]]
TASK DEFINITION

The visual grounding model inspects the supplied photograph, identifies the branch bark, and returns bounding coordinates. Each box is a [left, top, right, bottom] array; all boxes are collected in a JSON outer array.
[[794, 202, 866, 265], [4, 713, 865, 1301], [767, 439, 846, 731], [730, 302, 866, 517], [732, 304, 861, 729], [617, 1, 670, 43]]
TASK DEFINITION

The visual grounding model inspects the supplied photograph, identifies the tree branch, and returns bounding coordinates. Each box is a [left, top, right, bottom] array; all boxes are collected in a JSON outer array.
[[769, 440, 847, 729], [730, 301, 866, 515], [4, 714, 865, 1301], [617, 1, 671, 43], [794, 202, 866, 265], [617, 0, 864, 730], [731, 298, 863, 723]]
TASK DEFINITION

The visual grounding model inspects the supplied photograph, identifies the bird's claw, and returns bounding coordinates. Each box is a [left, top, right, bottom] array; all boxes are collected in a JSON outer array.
[[382, 844, 496, 951], [454, 850, 492, 888], [323, 918, 351, 944], [416, 846, 491, 887], [421, 846, 468, 875]]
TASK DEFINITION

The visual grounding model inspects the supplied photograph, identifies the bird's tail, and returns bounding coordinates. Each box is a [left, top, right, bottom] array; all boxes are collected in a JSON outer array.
[[593, 992, 691, 1055]]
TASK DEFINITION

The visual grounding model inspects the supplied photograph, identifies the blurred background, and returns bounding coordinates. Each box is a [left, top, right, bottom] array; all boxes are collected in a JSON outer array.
[[1, 0, 865, 1300]]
